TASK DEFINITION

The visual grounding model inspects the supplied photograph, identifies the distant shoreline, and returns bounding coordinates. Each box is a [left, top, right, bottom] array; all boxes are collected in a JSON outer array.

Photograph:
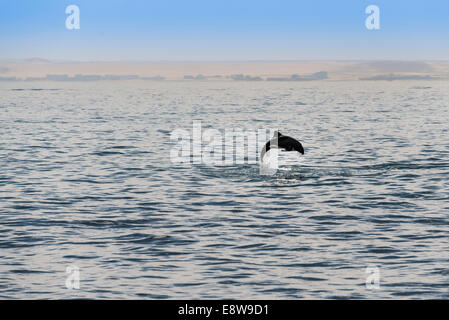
[[1, 60, 449, 81]]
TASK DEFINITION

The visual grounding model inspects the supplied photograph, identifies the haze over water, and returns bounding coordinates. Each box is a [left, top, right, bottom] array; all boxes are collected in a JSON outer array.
[[0, 80, 448, 299]]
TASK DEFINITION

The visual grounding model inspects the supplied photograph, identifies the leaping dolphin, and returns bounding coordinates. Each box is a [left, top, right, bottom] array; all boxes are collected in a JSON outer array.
[[260, 131, 304, 161]]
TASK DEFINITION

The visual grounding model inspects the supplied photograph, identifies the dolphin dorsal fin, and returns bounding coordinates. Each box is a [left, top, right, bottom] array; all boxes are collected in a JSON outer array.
[[273, 131, 282, 138]]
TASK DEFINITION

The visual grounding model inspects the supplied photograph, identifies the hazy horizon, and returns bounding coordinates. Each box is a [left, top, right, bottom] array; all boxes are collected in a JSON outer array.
[[2, 59, 449, 81], [3, 58, 449, 63]]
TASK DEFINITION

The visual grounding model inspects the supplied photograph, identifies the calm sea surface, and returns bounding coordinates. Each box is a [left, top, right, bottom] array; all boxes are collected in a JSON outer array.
[[0, 80, 448, 299]]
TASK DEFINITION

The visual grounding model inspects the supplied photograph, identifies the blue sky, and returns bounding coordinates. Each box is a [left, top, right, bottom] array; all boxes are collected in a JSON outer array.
[[0, 0, 448, 60]]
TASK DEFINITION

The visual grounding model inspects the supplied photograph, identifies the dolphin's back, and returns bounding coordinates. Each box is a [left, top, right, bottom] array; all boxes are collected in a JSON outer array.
[[260, 134, 304, 161], [279, 136, 304, 154]]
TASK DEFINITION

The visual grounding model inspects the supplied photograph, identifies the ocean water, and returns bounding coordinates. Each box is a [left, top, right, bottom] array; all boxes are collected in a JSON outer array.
[[0, 80, 448, 299]]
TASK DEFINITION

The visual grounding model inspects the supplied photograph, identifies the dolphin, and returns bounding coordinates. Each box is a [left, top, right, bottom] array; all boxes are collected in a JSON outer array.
[[260, 131, 304, 161]]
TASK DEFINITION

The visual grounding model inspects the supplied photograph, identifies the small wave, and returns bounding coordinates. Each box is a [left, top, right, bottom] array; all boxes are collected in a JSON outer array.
[[410, 86, 432, 90], [11, 88, 61, 91], [92, 151, 125, 156]]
